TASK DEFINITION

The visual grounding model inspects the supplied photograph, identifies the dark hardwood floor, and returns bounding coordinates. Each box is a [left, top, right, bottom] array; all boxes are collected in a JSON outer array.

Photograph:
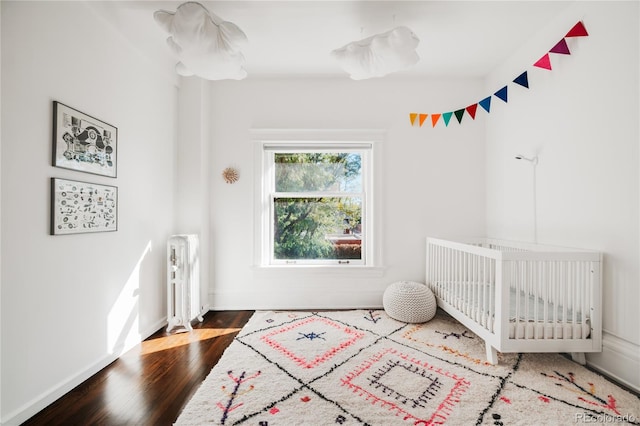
[[22, 310, 255, 426]]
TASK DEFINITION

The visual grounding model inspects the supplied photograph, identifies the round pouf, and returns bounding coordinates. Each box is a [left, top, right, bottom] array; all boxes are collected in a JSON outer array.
[[383, 281, 437, 323]]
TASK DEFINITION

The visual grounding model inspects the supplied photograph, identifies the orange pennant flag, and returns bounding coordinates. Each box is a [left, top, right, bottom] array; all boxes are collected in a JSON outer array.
[[418, 114, 428, 127], [466, 104, 478, 120], [534, 53, 552, 70], [409, 113, 418, 126], [566, 21, 588, 37], [431, 113, 441, 127]]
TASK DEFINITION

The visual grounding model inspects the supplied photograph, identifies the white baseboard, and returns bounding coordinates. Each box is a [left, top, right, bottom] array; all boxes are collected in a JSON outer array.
[[587, 331, 640, 394], [1, 317, 167, 426], [2, 353, 118, 426]]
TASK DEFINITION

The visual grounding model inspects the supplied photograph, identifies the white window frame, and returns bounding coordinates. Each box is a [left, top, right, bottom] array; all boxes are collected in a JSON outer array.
[[252, 129, 383, 269]]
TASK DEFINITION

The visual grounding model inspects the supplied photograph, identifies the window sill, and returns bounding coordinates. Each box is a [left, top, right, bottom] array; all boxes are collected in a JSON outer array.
[[251, 264, 386, 277]]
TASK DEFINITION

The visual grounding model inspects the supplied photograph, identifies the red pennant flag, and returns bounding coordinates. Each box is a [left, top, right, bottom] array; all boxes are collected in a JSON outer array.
[[534, 53, 552, 70], [566, 21, 588, 37], [549, 38, 571, 54], [466, 104, 478, 120], [431, 113, 441, 127], [409, 113, 418, 126], [418, 113, 428, 127]]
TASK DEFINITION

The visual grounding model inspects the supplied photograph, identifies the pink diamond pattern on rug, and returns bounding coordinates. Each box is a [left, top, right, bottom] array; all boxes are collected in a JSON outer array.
[[259, 316, 365, 369], [341, 347, 470, 424]]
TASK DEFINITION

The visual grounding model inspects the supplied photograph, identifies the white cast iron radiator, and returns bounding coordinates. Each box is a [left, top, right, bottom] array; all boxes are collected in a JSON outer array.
[[166, 234, 204, 332]]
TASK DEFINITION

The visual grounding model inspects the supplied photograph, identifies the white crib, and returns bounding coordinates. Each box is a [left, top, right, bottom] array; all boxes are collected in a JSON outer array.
[[425, 237, 602, 365]]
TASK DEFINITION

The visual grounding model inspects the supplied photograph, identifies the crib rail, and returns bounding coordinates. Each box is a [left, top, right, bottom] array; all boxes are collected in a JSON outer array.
[[426, 238, 498, 334], [426, 237, 602, 352], [504, 259, 595, 339]]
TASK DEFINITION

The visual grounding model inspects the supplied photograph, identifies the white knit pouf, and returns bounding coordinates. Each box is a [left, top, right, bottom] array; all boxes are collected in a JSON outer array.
[[383, 281, 437, 323]]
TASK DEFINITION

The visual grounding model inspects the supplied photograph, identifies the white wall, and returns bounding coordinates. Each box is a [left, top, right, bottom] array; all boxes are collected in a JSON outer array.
[[176, 77, 212, 313], [485, 1, 639, 391], [199, 77, 486, 309], [0, 2, 177, 424], [0, 2, 3, 421]]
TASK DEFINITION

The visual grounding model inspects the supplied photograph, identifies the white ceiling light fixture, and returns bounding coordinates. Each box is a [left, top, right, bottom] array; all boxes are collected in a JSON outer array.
[[331, 26, 420, 80], [154, 2, 248, 80]]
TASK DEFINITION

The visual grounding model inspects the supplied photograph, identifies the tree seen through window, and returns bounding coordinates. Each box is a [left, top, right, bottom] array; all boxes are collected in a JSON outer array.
[[273, 152, 363, 261]]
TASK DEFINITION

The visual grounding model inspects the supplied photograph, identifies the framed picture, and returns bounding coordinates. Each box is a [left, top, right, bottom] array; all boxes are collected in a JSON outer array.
[[52, 101, 117, 178], [50, 178, 118, 235]]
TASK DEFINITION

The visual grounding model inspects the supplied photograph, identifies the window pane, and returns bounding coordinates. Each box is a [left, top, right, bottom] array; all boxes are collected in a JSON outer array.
[[274, 153, 362, 192], [274, 197, 362, 260]]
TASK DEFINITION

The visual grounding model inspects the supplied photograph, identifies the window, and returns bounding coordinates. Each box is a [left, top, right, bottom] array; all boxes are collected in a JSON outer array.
[[256, 133, 378, 267]]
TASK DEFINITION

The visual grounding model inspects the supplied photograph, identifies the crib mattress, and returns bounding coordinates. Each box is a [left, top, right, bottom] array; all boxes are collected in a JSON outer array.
[[435, 284, 591, 340], [507, 318, 590, 339]]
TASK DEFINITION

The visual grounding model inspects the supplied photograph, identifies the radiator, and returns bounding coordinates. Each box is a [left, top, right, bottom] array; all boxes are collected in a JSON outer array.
[[166, 234, 204, 332]]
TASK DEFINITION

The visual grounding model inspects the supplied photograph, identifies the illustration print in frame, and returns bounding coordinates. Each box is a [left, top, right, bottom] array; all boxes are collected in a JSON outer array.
[[50, 178, 118, 235], [52, 101, 117, 177]]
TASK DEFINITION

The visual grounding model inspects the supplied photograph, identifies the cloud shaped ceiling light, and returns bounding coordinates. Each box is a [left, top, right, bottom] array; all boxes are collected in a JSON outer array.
[[154, 2, 248, 80], [331, 26, 420, 80]]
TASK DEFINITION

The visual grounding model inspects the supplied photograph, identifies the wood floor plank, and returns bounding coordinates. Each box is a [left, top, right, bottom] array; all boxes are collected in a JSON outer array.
[[22, 310, 254, 426]]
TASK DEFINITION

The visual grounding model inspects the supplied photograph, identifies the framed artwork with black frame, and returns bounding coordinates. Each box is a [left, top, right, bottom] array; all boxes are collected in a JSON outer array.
[[52, 101, 117, 178], [50, 178, 118, 235]]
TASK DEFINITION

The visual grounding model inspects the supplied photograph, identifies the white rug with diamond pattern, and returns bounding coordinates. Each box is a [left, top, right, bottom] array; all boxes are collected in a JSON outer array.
[[175, 310, 639, 425]]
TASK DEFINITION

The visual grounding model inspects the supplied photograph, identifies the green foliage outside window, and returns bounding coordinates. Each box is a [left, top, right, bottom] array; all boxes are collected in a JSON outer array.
[[273, 153, 362, 260]]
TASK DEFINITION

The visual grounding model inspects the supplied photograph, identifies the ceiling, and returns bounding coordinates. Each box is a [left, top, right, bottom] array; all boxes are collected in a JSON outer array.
[[89, 1, 574, 79]]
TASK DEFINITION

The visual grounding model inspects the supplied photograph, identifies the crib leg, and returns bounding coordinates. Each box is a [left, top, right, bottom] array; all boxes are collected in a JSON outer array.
[[486, 343, 498, 365], [571, 352, 586, 365]]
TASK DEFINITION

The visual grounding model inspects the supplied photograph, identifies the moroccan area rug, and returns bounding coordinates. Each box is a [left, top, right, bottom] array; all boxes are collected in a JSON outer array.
[[175, 310, 639, 425]]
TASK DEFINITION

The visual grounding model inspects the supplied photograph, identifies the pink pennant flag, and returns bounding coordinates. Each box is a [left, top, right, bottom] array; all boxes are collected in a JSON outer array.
[[549, 38, 571, 55], [566, 21, 588, 37], [534, 53, 552, 70]]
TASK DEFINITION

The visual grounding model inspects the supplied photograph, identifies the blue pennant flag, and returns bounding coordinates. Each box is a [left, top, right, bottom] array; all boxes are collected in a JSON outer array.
[[513, 71, 529, 88], [494, 86, 508, 103], [479, 96, 492, 113]]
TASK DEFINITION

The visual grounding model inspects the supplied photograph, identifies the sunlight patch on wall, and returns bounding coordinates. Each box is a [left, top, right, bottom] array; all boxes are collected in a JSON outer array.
[[107, 241, 152, 356]]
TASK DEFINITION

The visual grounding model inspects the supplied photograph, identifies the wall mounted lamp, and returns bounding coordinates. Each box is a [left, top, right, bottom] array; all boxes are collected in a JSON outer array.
[[515, 154, 539, 243], [515, 154, 538, 165]]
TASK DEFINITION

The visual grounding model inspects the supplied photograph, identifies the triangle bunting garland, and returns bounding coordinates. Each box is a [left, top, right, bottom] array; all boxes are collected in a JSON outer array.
[[550, 38, 571, 55], [566, 21, 588, 37], [479, 96, 492, 113], [494, 86, 508, 103], [442, 112, 453, 126], [513, 71, 529, 88], [408, 21, 587, 129], [466, 104, 478, 120], [534, 53, 552, 70]]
